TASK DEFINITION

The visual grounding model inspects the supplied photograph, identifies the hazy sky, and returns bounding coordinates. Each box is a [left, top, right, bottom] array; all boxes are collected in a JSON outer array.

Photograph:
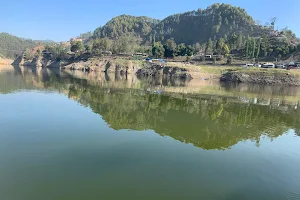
[[1, 0, 299, 41]]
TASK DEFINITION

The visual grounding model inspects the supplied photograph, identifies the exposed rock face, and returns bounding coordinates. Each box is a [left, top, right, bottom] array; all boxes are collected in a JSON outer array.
[[220, 71, 300, 86], [136, 64, 192, 79], [63, 59, 139, 73]]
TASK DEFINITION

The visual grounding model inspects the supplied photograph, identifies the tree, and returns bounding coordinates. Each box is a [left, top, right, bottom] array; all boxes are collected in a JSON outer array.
[[163, 38, 177, 58], [297, 44, 300, 52], [222, 44, 230, 55], [177, 43, 187, 56], [100, 38, 112, 51], [237, 32, 243, 49], [245, 36, 250, 58], [71, 41, 84, 53], [268, 48, 274, 56], [261, 35, 269, 57], [224, 17, 229, 25], [186, 45, 194, 56], [79, 32, 92, 40], [111, 35, 141, 54], [256, 39, 261, 58], [45, 44, 69, 61], [216, 38, 225, 53], [227, 34, 236, 49], [194, 42, 201, 53], [85, 44, 92, 54], [206, 38, 213, 54], [152, 42, 165, 58], [270, 17, 277, 30], [251, 39, 256, 59]]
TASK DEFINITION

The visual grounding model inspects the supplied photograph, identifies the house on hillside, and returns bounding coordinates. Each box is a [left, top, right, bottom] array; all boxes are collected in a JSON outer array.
[[70, 38, 83, 43]]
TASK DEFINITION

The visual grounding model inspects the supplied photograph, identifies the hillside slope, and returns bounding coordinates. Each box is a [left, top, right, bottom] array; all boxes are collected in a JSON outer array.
[[151, 3, 257, 44], [0, 33, 38, 59], [93, 15, 160, 40], [91, 3, 299, 48]]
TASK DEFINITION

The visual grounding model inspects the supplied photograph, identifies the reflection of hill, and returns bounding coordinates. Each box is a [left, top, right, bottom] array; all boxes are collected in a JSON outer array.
[[75, 88, 300, 150], [1, 66, 300, 150]]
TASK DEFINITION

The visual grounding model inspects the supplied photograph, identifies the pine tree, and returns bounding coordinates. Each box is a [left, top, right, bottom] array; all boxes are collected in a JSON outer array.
[[256, 39, 261, 59], [251, 39, 256, 59], [237, 32, 243, 49], [245, 36, 250, 58], [206, 38, 213, 54]]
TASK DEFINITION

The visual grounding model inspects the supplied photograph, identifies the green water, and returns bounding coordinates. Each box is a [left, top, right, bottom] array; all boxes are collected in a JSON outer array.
[[0, 66, 300, 200]]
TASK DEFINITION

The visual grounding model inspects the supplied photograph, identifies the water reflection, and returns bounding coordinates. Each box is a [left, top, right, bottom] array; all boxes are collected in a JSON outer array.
[[1, 65, 300, 150]]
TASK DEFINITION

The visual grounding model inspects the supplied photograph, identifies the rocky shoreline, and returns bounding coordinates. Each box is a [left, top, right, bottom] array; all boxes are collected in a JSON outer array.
[[221, 70, 300, 86], [14, 55, 203, 79], [12, 55, 300, 86]]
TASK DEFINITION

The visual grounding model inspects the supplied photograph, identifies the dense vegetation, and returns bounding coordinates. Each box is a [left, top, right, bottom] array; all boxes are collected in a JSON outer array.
[[93, 15, 160, 40], [0, 33, 38, 59], [150, 3, 255, 44], [15, 3, 300, 62], [85, 3, 299, 61]]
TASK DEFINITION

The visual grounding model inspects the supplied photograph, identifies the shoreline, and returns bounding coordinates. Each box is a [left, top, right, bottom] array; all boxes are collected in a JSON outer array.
[[0, 58, 13, 66], [13, 55, 300, 86]]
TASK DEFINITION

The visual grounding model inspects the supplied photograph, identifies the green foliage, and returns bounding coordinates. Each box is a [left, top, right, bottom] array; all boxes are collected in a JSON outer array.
[[194, 42, 201, 52], [85, 44, 92, 53], [0, 32, 37, 58], [163, 38, 177, 58], [206, 39, 213, 54], [256, 40, 261, 58], [151, 3, 255, 45], [45, 44, 69, 61], [86, 4, 299, 60], [79, 32, 92, 40], [152, 42, 165, 58], [216, 38, 230, 55], [185, 45, 194, 56], [92, 37, 112, 54], [177, 43, 186, 56], [71, 41, 84, 52], [111, 35, 141, 54], [175, 43, 194, 56], [222, 44, 230, 55], [93, 15, 160, 40]]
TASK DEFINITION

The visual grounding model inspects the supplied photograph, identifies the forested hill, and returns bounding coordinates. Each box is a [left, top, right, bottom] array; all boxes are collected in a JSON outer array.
[[150, 3, 257, 44], [93, 15, 160, 39], [91, 3, 298, 46], [0, 33, 38, 59]]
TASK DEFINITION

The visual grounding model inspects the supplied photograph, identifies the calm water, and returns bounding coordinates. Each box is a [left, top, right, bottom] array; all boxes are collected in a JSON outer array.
[[0, 65, 300, 200]]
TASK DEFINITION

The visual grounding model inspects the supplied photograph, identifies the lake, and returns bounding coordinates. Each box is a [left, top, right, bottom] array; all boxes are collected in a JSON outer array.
[[0, 65, 300, 200]]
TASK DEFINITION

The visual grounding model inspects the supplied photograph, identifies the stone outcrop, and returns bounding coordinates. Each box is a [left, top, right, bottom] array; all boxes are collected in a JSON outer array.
[[220, 70, 300, 86], [136, 64, 192, 79]]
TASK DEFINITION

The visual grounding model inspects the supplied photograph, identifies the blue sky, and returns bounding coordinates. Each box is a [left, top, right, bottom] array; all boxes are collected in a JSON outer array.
[[1, 0, 299, 41]]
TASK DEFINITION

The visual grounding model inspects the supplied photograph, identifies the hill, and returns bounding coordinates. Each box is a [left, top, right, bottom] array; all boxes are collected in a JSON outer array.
[[151, 3, 257, 44], [91, 4, 278, 45], [0, 33, 38, 59], [88, 4, 300, 61], [93, 15, 160, 40]]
